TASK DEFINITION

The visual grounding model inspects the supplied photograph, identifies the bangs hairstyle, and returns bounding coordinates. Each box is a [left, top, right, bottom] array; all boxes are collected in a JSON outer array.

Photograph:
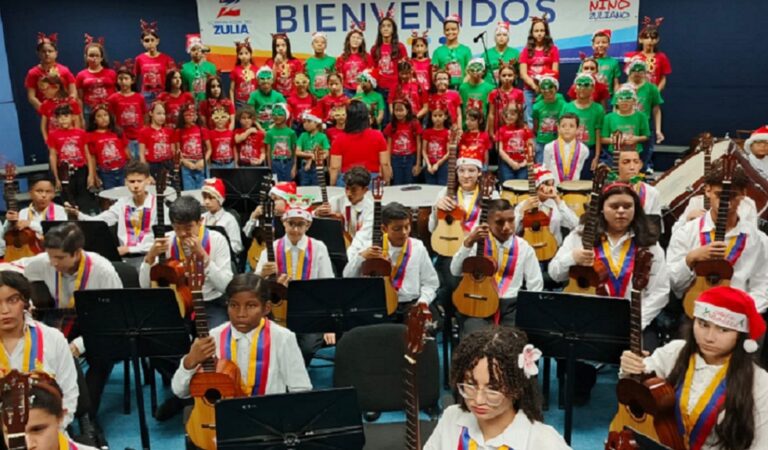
[[588, 183, 658, 246], [164, 69, 185, 93], [86, 104, 119, 133], [83, 42, 109, 69], [526, 19, 554, 57], [0, 271, 32, 305], [464, 108, 485, 130], [410, 36, 429, 58], [225, 273, 272, 303], [342, 30, 367, 59], [235, 105, 258, 128], [372, 18, 402, 62], [450, 327, 543, 422], [271, 34, 295, 60]]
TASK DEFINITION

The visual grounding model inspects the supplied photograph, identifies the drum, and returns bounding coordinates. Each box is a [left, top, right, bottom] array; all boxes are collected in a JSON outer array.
[[500, 180, 530, 206], [558, 180, 592, 217]]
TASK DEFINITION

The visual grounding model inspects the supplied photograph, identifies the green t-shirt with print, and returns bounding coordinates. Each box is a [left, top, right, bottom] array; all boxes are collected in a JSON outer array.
[[265, 126, 297, 160], [305, 55, 336, 98], [247, 89, 286, 129], [601, 112, 650, 153], [596, 56, 622, 95], [632, 82, 664, 119], [180, 60, 218, 102], [296, 131, 330, 152], [354, 90, 386, 121], [431, 44, 473, 87], [485, 46, 520, 85], [459, 81, 495, 120], [561, 101, 605, 146], [532, 95, 567, 144]]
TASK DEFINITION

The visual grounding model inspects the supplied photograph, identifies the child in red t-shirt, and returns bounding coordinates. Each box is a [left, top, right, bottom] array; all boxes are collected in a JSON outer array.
[[175, 103, 209, 189], [388, 60, 428, 120], [384, 97, 422, 185], [47, 104, 95, 202], [139, 101, 175, 180], [108, 60, 145, 160], [39, 75, 83, 141], [24, 33, 77, 111], [158, 68, 194, 130], [266, 33, 304, 97], [410, 32, 432, 95], [496, 103, 534, 182], [287, 73, 316, 136], [459, 109, 491, 168], [519, 16, 560, 126], [428, 70, 462, 130], [335, 25, 373, 97], [624, 18, 671, 91], [230, 38, 257, 108], [199, 75, 236, 129], [87, 104, 130, 189], [567, 56, 610, 108], [134, 20, 174, 105], [326, 107, 347, 145], [487, 63, 525, 141], [206, 105, 236, 169], [421, 107, 452, 185], [318, 73, 350, 122], [76, 37, 117, 122], [234, 106, 265, 167]]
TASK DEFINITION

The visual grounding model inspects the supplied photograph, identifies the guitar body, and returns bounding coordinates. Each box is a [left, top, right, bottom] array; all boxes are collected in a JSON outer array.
[[269, 280, 288, 327], [150, 261, 192, 317], [431, 208, 466, 257], [452, 256, 499, 318], [522, 210, 559, 261], [683, 260, 734, 317], [4, 229, 44, 261], [246, 239, 265, 271], [564, 262, 609, 295], [186, 359, 244, 450], [605, 376, 685, 450], [361, 258, 399, 315]]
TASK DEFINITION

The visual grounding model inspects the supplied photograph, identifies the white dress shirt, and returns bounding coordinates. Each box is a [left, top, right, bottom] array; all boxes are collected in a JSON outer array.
[[139, 229, 233, 301], [667, 213, 768, 312], [171, 320, 312, 398], [671, 195, 757, 235], [1, 203, 68, 238], [255, 235, 334, 280], [514, 198, 579, 245], [749, 152, 768, 178], [635, 181, 662, 216], [428, 186, 500, 233], [344, 237, 439, 304], [548, 229, 669, 329], [450, 235, 543, 298], [543, 139, 590, 183], [203, 208, 244, 254], [325, 194, 374, 241], [23, 251, 123, 304], [425, 404, 571, 450], [79, 194, 162, 254], [638, 340, 768, 450], [0, 219, 4, 257]]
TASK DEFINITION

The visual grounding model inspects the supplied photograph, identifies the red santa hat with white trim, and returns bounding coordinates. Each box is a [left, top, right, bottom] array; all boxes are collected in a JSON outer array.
[[694, 286, 767, 353], [533, 165, 554, 187], [269, 181, 296, 201], [744, 125, 768, 154], [201, 178, 226, 203], [456, 157, 483, 170], [282, 195, 314, 222], [592, 28, 612, 40], [301, 105, 324, 124]]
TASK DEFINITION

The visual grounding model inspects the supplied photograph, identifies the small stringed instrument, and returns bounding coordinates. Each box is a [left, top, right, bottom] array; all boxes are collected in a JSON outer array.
[[185, 256, 244, 450], [403, 304, 432, 450], [522, 146, 558, 261], [172, 149, 182, 199], [262, 195, 288, 327], [0, 370, 55, 450], [360, 178, 399, 316], [246, 178, 272, 271], [565, 165, 610, 295], [314, 144, 351, 248], [612, 131, 624, 177], [3, 164, 44, 261], [683, 147, 736, 318], [57, 162, 79, 221], [149, 169, 192, 317], [700, 133, 713, 211], [431, 129, 465, 257], [605, 248, 685, 450], [452, 174, 500, 319]]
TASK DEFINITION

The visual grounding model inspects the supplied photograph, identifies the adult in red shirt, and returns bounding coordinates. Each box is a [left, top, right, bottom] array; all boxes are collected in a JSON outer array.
[[25, 33, 77, 111], [76, 37, 117, 120], [329, 100, 391, 186]]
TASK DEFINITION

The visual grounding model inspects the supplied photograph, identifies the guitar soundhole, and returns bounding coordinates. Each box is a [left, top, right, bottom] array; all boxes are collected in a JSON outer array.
[[577, 277, 589, 289], [706, 274, 722, 285], [204, 388, 222, 404], [532, 221, 542, 231], [445, 215, 454, 224], [628, 401, 646, 421]]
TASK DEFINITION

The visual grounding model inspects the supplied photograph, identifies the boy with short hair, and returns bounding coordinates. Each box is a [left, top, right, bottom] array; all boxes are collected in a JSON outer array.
[[625, 58, 664, 173], [600, 84, 649, 166], [561, 73, 605, 179], [515, 165, 578, 245], [542, 113, 591, 183], [458, 58, 495, 122], [305, 32, 336, 99], [47, 104, 96, 204], [531, 73, 567, 164], [201, 177, 243, 255], [315, 166, 374, 245], [616, 148, 662, 216], [591, 29, 622, 96], [2, 175, 67, 242], [180, 34, 217, 102]]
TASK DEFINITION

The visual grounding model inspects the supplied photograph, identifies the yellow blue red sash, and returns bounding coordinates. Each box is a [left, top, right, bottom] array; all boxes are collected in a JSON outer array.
[[220, 319, 272, 396], [595, 238, 635, 297], [0, 322, 44, 373], [458, 188, 481, 232], [171, 226, 211, 260], [58, 432, 79, 449], [553, 138, 581, 181], [458, 426, 510, 450], [55, 252, 92, 308], [124, 200, 153, 247], [698, 217, 747, 265], [383, 236, 412, 291], [675, 354, 729, 450], [276, 237, 313, 280]]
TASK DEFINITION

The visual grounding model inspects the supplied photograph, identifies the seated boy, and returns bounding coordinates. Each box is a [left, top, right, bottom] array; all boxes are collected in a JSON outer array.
[[615, 147, 662, 216], [1, 174, 67, 243], [745, 126, 768, 178], [315, 166, 374, 245], [201, 177, 244, 254], [515, 165, 579, 246]]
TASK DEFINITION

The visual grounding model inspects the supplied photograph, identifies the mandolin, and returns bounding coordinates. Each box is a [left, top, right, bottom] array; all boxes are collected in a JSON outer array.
[[452, 174, 500, 319], [605, 248, 685, 450], [360, 178, 399, 316], [682, 147, 736, 318], [3, 164, 44, 262], [246, 178, 272, 271], [57, 161, 79, 221], [314, 144, 351, 248], [185, 256, 243, 450], [431, 129, 465, 257], [521, 146, 558, 261], [403, 303, 433, 450], [565, 165, 610, 294], [149, 169, 192, 317], [262, 194, 288, 327]]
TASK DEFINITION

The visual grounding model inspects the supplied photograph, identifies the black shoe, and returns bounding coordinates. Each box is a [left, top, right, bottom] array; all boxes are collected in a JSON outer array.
[[155, 395, 185, 421], [363, 411, 381, 422]]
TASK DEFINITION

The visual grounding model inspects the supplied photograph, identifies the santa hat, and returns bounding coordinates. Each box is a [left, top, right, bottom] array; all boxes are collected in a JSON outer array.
[[444, 13, 462, 25], [535, 71, 559, 90], [186, 33, 209, 54], [456, 157, 482, 170], [495, 21, 510, 36], [357, 69, 378, 88], [301, 105, 324, 124], [270, 181, 296, 200], [533, 165, 554, 187], [256, 66, 273, 80], [744, 126, 768, 154], [283, 195, 314, 222], [202, 178, 226, 204], [694, 286, 767, 353], [592, 29, 612, 40]]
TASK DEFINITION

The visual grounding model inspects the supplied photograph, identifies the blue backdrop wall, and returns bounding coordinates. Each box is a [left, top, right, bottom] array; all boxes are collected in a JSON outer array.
[[1, 0, 767, 165]]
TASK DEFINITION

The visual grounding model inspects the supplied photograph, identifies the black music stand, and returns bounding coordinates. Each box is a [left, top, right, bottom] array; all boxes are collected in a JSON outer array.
[[516, 290, 630, 445], [275, 217, 348, 275], [210, 167, 272, 218], [286, 278, 389, 334], [215, 387, 365, 449], [75, 288, 190, 450], [625, 427, 673, 450], [42, 221, 121, 261]]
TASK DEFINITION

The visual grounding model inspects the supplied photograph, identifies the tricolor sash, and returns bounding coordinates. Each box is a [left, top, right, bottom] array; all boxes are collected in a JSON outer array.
[[220, 319, 272, 396], [636, 183, 647, 209], [58, 432, 79, 449], [458, 426, 511, 450], [458, 188, 481, 232], [485, 237, 519, 296], [553, 138, 581, 182], [29, 203, 56, 222], [675, 354, 729, 450], [383, 235, 412, 291], [170, 226, 211, 260], [698, 217, 747, 265], [0, 322, 44, 373], [276, 237, 313, 280], [55, 252, 92, 308], [124, 199, 153, 247], [595, 238, 636, 297], [344, 205, 363, 235]]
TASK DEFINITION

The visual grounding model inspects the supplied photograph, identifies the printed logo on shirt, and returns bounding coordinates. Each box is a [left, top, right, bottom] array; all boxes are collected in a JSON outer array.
[[314, 73, 328, 90], [193, 77, 206, 95], [121, 105, 138, 127], [272, 138, 291, 158], [143, 70, 161, 89], [100, 140, 122, 166], [257, 106, 273, 124], [152, 136, 172, 160], [393, 132, 412, 156], [541, 117, 558, 134], [577, 124, 590, 142], [183, 137, 203, 160], [60, 139, 85, 166], [467, 97, 483, 112], [427, 140, 444, 162], [446, 61, 461, 78], [344, 62, 361, 85], [379, 54, 393, 75], [505, 134, 525, 157], [214, 141, 233, 160]]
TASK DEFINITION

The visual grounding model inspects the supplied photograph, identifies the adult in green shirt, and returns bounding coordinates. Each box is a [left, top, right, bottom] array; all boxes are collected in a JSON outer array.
[[531, 76, 566, 163], [458, 58, 495, 124], [484, 22, 520, 86], [600, 86, 650, 165], [305, 33, 336, 98], [353, 70, 385, 128], [181, 36, 218, 102], [431, 14, 473, 88], [247, 67, 286, 130]]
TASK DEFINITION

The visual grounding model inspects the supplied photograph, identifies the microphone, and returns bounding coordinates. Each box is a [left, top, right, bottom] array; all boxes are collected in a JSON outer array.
[[473, 31, 487, 43]]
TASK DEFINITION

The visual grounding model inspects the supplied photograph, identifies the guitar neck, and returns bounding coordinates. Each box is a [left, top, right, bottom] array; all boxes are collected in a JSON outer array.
[[476, 196, 490, 255], [155, 193, 167, 263], [703, 150, 712, 210], [527, 159, 536, 198], [317, 165, 329, 204], [372, 199, 383, 248], [403, 363, 421, 450], [446, 144, 457, 198], [5, 183, 18, 215], [264, 219, 276, 262], [581, 193, 600, 252], [629, 287, 643, 356], [714, 179, 731, 243], [192, 290, 216, 372]]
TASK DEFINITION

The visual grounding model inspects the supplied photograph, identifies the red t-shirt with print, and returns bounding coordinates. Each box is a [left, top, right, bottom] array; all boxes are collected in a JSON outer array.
[[134, 52, 173, 94], [335, 53, 374, 91], [39, 98, 82, 132], [236, 129, 265, 165], [158, 92, 195, 129], [459, 131, 491, 162], [176, 126, 209, 160], [330, 128, 387, 172], [318, 94, 350, 122], [230, 64, 258, 104], [47, 128, 89, 168], [88, 130, 128, 170], [139, 126, 175, 162], [25, 63, 76, 103], [422, 128, 450, 164], [428, 90, 462, 124], [208, 129, 235, 162], [107, 92, 146, 140], [497, 125, 534, 162], [383, 120, 422, 156], [76, 68, 117, 108]]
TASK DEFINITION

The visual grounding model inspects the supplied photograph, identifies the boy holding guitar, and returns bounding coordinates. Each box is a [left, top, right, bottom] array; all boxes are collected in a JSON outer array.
[[2, 174, 67, 244], [615, 147, 662, 216], [514, 165, 578, 246], [315, 166, 374, 246]]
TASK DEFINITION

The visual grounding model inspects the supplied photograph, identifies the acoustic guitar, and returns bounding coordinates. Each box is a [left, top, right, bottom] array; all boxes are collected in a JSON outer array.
[[0, 370, 33, 450], [246, 178, 272, 271], [565, 165, 610, 294], [57, 161, 80, 221], [185, 256, 243, 450], [172, 149, 182, 199], [149, 169, 192, 317], [360, 178, 399, 316], [403, 303, 433, 450], [682, 145, 736, 318], [261, 194, 288, 327], [430, 129, 465, 257], [452, 174, 500, 319], [605, 248, 685, 450], [521, 146, 558, 261], [3, 164, 44, 261], [314, 144, 351, 248]]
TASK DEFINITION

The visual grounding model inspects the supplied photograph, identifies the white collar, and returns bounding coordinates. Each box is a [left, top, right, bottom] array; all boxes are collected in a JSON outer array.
[[283, 235, 309, 251], [456, 408, 534, 448], [699, 211, 749, 237], [129, 193, 153, 208], [229, 324, 256, 341], [603, 231, 634, 248]]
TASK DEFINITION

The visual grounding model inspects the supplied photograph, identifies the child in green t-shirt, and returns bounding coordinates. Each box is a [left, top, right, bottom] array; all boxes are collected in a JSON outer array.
[[181, 35, 218, 102], [247, 66, 286, 130], [591, 29, 622, 96], [353, 69, 385, 128], [430, 14, 472, 89], [264, 103, 297, 181], [532, 75, 566, 163], [561, 73, 605, 179], [600, 84, 649, 166], [485, 22, 520, 86], [295, 106, 330, 186], [625, 58, 664, 172], [305, 32, 336, 99], [458, 58, 495, 125]]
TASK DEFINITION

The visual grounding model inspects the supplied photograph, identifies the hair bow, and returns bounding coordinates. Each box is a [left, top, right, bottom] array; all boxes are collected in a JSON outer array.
[[84, 33, 105, 47], [139, 19, 158, 34], [531, 13, 549, 23], [517, 344, 542, 379], [37, 32, 58, 46], [235, 37, 252, 51], [377, 7, 395, 20], [350, 21, 366, 32], [112, 58, 135, 72]]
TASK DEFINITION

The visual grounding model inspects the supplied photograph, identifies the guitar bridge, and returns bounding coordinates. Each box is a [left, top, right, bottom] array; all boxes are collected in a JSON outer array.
[[463, 294, 488, 301], [438, 236, 459, 241]]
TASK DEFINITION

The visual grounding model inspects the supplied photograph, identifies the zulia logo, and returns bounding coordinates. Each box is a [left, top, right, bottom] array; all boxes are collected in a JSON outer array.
[[217, 0, 240, 18]]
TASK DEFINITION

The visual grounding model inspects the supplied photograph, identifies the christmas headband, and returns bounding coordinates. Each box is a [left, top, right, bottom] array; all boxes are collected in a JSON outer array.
[[377, 7, 395, 20], [37, 32, 58, 46], [112, 58, 135, 73], [410, 29, 429, 40], [84, 33, 105, 47], [640, 16, 664, 35], [139, 19, 158, 35], [235, 37, 252, 51], [350, 21, 366, 33], [531, 13, 549, 24]]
